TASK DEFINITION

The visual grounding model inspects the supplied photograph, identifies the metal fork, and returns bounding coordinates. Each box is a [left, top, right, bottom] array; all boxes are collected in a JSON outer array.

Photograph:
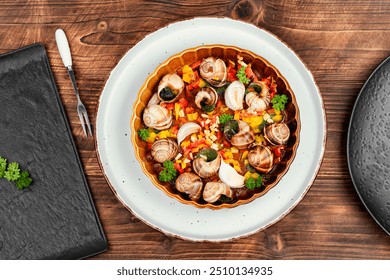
[[55, 29, 92, 137]]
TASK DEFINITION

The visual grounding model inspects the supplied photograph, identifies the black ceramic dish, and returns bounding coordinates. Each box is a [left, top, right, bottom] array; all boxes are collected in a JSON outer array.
[[347, 55, 390, 236], [0, 44, 107, 259]]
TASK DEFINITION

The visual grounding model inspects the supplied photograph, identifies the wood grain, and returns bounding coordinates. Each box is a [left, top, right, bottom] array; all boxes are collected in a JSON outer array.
[[1, 0, 390, 259]]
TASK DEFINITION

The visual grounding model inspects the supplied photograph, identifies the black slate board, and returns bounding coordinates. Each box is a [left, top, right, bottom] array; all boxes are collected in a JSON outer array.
[[0, 44, 107, 259], [347, 55, 390, 236]]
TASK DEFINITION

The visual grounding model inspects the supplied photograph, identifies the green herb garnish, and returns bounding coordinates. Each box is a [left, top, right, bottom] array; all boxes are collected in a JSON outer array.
[[15, 171, 33, 190], [219, 113, 233, 126], [236, 65, 250, 84], [0, 156, 33, 189], [158, 160, 177, 182], [245, 175, 263, 190], [138, 128, 150, 141], [271, 94, 288, 111], [4, 162, 20, 181], [0, 157, 7, 178]]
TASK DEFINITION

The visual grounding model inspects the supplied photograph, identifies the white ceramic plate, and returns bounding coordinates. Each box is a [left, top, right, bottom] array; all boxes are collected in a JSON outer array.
[[96, 17, 326, 241]]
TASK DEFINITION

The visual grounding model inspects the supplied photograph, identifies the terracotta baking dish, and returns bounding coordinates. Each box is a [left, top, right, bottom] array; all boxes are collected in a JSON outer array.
[[131, 45, 300, 209]]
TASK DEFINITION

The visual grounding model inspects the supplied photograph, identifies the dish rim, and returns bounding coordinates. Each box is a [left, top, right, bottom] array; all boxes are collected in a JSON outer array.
[[130, 44, 301, 210]]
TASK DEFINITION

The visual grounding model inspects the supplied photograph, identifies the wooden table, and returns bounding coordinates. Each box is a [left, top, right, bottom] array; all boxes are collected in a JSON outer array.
[[1, 0, 389, 260]]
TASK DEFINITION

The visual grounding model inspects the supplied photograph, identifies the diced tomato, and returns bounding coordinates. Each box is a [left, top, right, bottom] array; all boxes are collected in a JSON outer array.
[[190, 60, 202, 70], [218, 150, 227, 159], [147, 143, 153, 150], [245, 64, 255, 79], [185, 106, 195, 114], [191, 79, 200, 89], [266, 108, 275, 114], [186, 84, 194, 91], [193, 70, 200, 80], [174, 162, 185, 174], [188, 138, 206, 150], [178, 98, 189, 108], [161, 103, 175, 110], [216, 131, 222, 141], [170, 125, 179, 135], [223, 140, 231, 148], [272, 146, 284, 158], [185, 88, 192, 98], [179, 117, 187, 124], [253, 76, 259, 82], [227, 65, 237, 82]]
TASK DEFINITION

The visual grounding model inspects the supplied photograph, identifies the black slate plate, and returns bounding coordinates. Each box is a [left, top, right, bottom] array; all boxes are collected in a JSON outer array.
[[0, 44, 107, 259], [347, 55, 390, 236]]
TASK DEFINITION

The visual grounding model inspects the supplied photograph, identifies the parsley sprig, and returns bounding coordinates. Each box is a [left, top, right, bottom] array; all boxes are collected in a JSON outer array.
[[271, 94, 288, 111], [219, 113, 233, 126], [245, 175, 263, 190], [0, 156, 33, 190], [236, 65, 250, 84], [138, 128, 150, 141], [158, 160, 177, 182]]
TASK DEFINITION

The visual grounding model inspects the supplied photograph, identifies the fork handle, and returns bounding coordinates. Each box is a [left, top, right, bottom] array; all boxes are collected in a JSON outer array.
[[67, 68, 81, 99], [55, 29, 72, 68]]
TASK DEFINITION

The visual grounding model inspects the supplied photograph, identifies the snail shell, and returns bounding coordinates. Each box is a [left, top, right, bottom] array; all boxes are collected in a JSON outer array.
[[230, 120, 255, 149], [245, 81, 270, 111], [203, 182, 233, 203], [151, 138, 179, 163], [143, 104, 172, 130], [193, 149, 221, 178], [224, 81, 245, 111], [199, 57, 227, 87], [175, 172, 203, 201], [264, 122, 290, 146], [248, 145, 274, 173], [195, 87, 218, 109], [157, 73, 184, 103]]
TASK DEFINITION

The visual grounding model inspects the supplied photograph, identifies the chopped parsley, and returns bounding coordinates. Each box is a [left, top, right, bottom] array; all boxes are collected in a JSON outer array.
[[4, 162, 20, 181], [158, 160, 177, 182], [245, 175, 263, 190], [16, 171, 33, 190], [219, 113, 233, 126], [0, 157, 7, 178], [236, 65, 250, 84], [138, 128, 150, 141], [0, 156, 33, 189], [271, 94, 288, 111]]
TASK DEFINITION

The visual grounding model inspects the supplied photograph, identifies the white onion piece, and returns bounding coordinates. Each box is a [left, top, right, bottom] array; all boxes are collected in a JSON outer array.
[[177, 122, 201, 145], [218, 157, 245, 188], [224, 80, 245, 111]]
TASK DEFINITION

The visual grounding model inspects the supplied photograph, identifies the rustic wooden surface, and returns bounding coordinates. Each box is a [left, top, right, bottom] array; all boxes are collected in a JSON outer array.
[[1, 0, 389, 259]]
